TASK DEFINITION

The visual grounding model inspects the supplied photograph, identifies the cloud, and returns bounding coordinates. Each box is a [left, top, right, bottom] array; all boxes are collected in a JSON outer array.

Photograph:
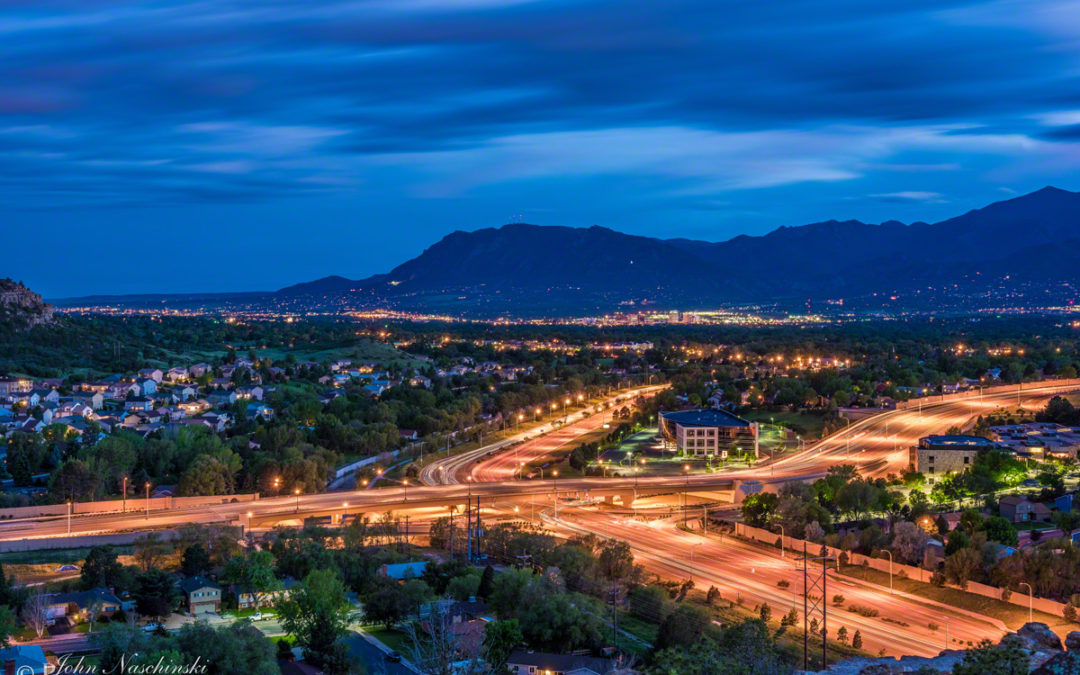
[[870, 191, 946, 202], [0, 0, 1078, 212]]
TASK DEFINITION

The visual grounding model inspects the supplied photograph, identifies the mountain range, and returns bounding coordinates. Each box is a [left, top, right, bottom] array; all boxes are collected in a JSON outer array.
[[273, 186, 1080, 314], [55, 186, 1080, 316]]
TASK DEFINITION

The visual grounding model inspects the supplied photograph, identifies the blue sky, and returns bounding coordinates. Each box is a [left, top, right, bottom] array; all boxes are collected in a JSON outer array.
[[4, 0, 1080, 297]]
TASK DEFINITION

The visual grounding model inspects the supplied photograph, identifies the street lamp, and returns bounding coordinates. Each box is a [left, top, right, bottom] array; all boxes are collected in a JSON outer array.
[[682, 464, 691, 524], [144, 482, 151, 520], [552, 469, 559, 493], [294, 488, 301, 513], [402, 478, 409, 501], [776, 524, 785, 558], [1020, 582, 1033, 623], [122, 476, 128, 513], [67, 501, 72, 535], [882, 550, 893, 594]]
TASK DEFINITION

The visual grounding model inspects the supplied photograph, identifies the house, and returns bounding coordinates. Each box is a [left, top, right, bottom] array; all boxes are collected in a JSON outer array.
[[399, 429, 419, 441], [0, 645, 51, 675], [999, 495, 1052, 523], [506, 651, 615, 675], [189, 363, 211, 378], [30, 388, 59, 405], [236, 577, 299, 609], [0, 377, 32, 395], [172, 384, 198, 401], [235, 385, 264, 401], [139, 368, 164, 383], [71, 390, 104, 410], [124, 396, 153, 413], [246, 402, 274, 421], [105, 382, 140, 400], [208, 390, 237, 407], [138, 378, 158, 395], [46, 588, 122, 622], [179, 576, 222, 615], [209, 378, 233, 390], [379, 561, 428, 581], [165, 367, 188, 382]]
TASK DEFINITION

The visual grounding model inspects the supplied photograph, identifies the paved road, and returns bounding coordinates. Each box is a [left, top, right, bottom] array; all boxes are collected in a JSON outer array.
[[419, 385, 668, 486], [2, 382, 1072, 544]]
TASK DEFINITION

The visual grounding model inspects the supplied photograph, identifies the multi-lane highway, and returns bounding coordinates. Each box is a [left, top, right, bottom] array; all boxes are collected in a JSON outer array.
[[548, 507, 1006, 657], [418, 385, 667, 485], [2, 381, 1074, 557]]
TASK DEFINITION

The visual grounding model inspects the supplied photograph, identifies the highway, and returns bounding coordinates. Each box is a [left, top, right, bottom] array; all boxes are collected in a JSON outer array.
[[2, 381, 1074, 558], [548, 507, 1006, 657], [418, 384, 667, 485]]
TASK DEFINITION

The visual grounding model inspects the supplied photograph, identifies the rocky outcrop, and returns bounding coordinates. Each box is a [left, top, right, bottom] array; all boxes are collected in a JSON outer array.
[[1016, 623, 1063, 652], [0, 279, 54, 329], [798, 622, 1078, 674]]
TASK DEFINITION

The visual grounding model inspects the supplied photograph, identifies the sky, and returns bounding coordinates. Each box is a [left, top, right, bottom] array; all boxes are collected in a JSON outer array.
[[4, 0, 1080, 297]]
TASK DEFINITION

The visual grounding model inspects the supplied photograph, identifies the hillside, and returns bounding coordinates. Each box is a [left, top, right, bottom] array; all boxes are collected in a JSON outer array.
[[0, 279, 54, 329]]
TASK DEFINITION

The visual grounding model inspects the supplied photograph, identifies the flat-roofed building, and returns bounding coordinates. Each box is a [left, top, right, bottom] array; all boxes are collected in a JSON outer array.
[[659, 408, 759, 458], [911, 434, 995, 483]]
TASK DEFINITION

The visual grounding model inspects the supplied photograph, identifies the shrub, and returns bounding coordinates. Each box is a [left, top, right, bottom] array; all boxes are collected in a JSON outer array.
[[847, 604, 880, 618], [832, 594, 845, 605]]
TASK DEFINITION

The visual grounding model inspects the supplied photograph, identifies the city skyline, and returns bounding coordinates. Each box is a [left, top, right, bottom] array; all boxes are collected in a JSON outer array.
[[4, 1, 1080, 296]]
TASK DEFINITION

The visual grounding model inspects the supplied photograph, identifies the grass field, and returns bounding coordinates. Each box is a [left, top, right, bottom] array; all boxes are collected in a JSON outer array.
[[741, 410, 828, 439], [364, 625, 413, 654], [0, 545, 133, 565]]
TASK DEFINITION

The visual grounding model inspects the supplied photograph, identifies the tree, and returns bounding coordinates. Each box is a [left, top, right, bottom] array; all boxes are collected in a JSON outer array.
[[224, 551, 279, 611], [22, 586, 50, 639], [782, 607, 798, 628], [519, 593, 604, 653], [1066, 604, 1078, 623], [953, 636, 1029, 675], [483, 619, 524, 673], [135, 569, 177, 620], [706, 586, 721, 606], [177, 454, 233, 496], [275, 569, 351, 672], [81, 545, 122, 590], [50, 459, 100, 501], [180, 544, 211, 578], [944, 548, 982, 590], [891, 521, 929, 565], [477, 565, 495, 600], [852, 629, 863, 649], [133, 532, 171, 572], [741, 492, 779, 528], [836, 626, 848, 644], [984, 516, 1019, 547], [655, 603, 710, 652], [597, 540, 635, 580], [363, 581, 410, 629], [172, 621, 278, 675], [759, 602, 771, 623]]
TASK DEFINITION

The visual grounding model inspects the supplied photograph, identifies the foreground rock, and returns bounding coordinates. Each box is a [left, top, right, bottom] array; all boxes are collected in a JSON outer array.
[[798, 623, 1080, 674]]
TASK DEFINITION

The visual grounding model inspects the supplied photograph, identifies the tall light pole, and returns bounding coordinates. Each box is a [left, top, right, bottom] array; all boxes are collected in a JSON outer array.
[[882, 550, 893, 595], [67, 501, 72, 535], [683, 464, 690, 524], [776, 524, 785, 558], [294, 488, 301, 513], [144, 482, 151, 520], [403, 478, 409, 501], [1020, 582, 1033, 623], [122, 476, 128, 513]]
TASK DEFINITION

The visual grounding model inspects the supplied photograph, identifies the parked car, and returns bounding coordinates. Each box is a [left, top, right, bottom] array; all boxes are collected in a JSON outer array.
[[141, 622, 163, 633]]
